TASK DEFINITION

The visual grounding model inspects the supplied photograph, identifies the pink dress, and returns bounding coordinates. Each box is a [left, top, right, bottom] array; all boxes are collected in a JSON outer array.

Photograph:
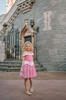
[[19, 51, 37, 78]]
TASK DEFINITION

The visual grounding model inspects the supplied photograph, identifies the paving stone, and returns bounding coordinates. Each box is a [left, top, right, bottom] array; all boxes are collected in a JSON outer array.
[[0, 80, 66, 100]]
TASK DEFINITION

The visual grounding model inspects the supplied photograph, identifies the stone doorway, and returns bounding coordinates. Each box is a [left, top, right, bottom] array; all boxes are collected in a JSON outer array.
[[19, 25, 34, 59]]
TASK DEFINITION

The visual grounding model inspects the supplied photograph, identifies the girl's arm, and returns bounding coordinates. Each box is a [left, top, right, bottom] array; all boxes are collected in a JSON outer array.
[[21, 56, 25, 69], [32, 55, 34, 62], [32, 52, 34, 62]]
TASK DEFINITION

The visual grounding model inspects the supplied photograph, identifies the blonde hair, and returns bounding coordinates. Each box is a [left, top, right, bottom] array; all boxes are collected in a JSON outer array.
[[22, 41, 34, 53]]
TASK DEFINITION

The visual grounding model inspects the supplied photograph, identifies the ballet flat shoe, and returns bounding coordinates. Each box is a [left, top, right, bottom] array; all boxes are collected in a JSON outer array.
[[29, 88, 33, 93], [25, 91, 32, 95]]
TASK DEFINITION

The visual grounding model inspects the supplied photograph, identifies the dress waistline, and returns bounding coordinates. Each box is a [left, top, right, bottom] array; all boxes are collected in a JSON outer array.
[[24, 61, 34, 66]]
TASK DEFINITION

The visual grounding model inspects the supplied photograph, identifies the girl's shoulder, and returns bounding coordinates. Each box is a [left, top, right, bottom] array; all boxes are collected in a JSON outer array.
[[31, 52, 34, 55], [22, 51, 27, 56]]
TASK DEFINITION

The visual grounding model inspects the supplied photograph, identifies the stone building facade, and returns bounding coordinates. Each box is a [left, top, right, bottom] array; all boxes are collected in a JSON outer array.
[[0, 0, 66, 71]]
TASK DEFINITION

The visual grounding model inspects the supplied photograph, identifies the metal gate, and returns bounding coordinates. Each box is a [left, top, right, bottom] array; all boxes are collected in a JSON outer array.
[[5, 24, 20, 59]]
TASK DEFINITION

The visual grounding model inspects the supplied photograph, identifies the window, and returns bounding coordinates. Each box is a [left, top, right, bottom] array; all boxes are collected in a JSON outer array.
[[44, 11, 52, 31]]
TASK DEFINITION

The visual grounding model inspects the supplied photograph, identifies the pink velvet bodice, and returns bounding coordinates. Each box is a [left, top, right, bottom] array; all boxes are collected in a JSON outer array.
[[22, 51, 34, 66], [24, 55, 33, 62]]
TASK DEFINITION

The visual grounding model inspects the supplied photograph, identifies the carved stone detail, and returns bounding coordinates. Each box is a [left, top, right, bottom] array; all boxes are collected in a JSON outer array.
[[18, 0, 35, 13], [0, 14, 5, 23]]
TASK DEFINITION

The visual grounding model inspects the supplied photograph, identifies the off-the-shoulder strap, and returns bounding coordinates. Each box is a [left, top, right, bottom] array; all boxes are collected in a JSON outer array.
[[22, 52, 34, 56], [22, 52, 27, 56], [32, 52, 34, 56]]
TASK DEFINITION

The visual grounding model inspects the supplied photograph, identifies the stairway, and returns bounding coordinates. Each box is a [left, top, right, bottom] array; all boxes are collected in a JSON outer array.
[[0, 59, 45, 72]]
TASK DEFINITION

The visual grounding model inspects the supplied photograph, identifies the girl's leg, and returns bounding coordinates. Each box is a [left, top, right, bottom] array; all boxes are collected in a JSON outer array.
[[29, 78, 33, 89], [24, 78, 29, 92]]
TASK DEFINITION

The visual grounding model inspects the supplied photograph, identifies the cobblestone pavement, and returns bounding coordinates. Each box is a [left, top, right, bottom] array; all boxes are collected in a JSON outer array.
[[0, 71, 66, 80]]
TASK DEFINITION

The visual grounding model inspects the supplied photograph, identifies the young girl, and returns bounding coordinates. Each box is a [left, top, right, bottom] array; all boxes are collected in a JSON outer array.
[[19, 41, 37, 95]]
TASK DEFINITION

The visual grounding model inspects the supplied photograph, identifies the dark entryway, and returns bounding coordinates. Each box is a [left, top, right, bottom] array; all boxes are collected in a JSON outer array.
[[24, 36, 31, 42]]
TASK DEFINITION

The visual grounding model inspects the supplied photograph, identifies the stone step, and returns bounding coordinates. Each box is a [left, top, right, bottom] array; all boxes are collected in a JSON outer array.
[[0, 62, 22, 64], [4, 59, 22, 61], [0, 60, 44, 72], [0, 67, 45, 72], [0, 61, 38, 64], [4, 59, 38, 62], [0, 63, 40, 68]]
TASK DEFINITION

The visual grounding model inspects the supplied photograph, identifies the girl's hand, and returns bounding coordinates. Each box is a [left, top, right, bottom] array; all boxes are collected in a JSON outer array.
[[20, 68, 23, 72]]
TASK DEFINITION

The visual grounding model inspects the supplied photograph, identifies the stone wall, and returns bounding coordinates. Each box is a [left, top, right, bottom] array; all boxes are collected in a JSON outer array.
[[0, 0, 66, 71], [0, 41, 6, 61], [36, 0, 66, 71]]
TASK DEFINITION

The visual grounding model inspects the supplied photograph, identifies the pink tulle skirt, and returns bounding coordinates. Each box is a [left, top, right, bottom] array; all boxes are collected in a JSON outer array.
[[19, 64, 37, 78]]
